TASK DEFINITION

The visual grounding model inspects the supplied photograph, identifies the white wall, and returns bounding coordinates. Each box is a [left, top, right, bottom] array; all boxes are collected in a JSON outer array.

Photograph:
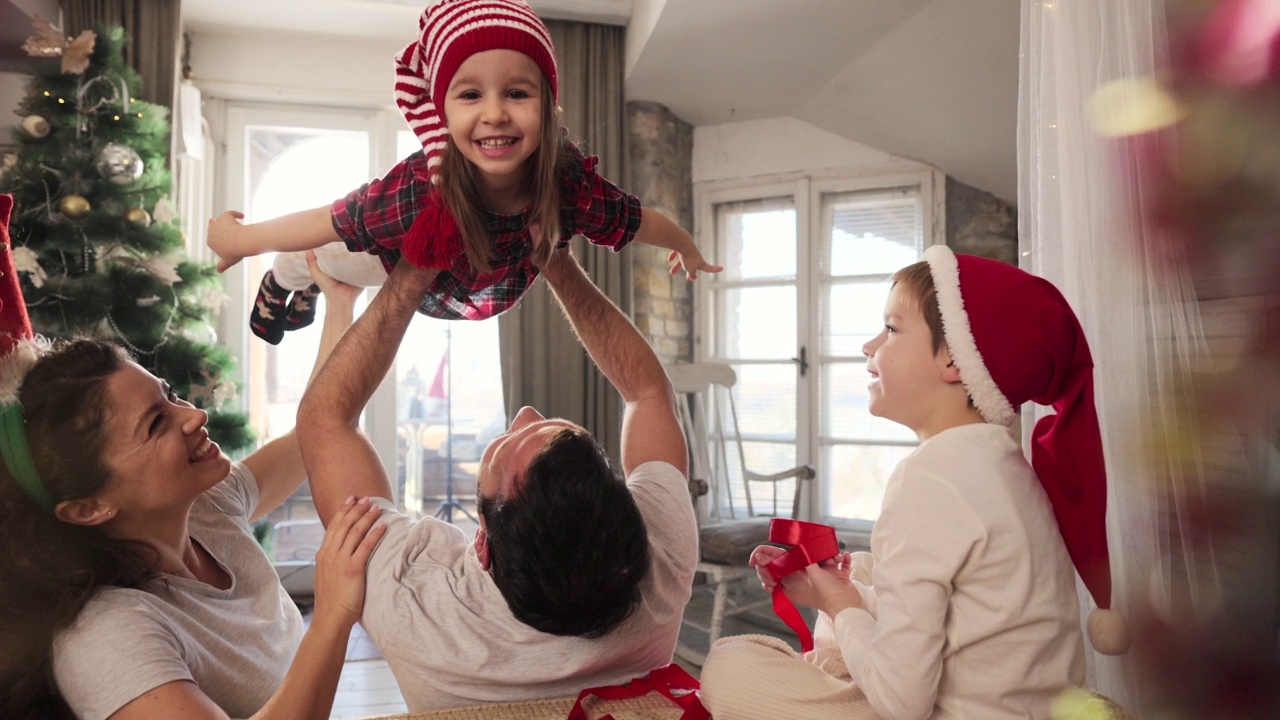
[[692, 116, 923, 185], [189, 30, 402, 107], [1, 71, 28, 143]]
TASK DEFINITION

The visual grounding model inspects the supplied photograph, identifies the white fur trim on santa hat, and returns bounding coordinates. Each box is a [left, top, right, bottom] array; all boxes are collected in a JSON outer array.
[[923, 245, 1018, 426], [1087, 607, 1132, 656], [0, 337, 47, 405]]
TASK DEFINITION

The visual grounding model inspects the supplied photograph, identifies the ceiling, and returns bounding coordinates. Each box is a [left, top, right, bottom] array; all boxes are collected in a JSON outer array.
[[3, 0, 1021, 201]]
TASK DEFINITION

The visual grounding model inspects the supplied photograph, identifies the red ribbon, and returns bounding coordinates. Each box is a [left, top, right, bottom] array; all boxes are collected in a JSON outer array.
[[567, 663, 708, 720], [763, 518, 841, 654]]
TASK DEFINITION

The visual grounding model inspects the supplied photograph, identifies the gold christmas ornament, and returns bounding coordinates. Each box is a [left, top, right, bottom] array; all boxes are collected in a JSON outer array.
[[125, 207, 152, 227], [59, 194, 91, 219], [21, 114, 50, 138]]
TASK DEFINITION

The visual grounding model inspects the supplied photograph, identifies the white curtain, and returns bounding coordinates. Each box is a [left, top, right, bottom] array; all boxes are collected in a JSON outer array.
[[1019, 0, 1225, 713]]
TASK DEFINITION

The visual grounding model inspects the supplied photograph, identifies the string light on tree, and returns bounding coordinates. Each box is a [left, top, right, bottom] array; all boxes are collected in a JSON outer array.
[[0, 16, 254, 452]]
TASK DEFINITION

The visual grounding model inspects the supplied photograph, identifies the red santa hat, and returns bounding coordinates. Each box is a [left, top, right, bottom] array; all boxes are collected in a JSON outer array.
[[1, 194, 53, 508], [391, 0, 558, 270], [923, 245, 1131, 656], [1, 194, 38, 396]]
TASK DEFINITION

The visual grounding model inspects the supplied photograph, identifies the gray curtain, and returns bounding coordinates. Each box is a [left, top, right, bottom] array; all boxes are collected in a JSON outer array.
[[498, 20, 631, 464], [63, 0, 180, 109]]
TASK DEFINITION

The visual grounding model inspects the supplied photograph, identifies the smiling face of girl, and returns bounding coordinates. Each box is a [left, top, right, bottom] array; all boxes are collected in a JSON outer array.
[[443, 49, 545, 206]]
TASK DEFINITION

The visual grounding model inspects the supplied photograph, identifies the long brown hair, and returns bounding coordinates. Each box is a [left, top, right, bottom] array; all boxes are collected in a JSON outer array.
[[0, 339, 159, 720], [437, 74, 576, 273]]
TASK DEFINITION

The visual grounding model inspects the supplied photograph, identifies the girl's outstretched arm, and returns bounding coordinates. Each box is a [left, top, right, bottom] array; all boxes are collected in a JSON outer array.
[[208, 205, 340, 273], [632, 208, 724, 281]]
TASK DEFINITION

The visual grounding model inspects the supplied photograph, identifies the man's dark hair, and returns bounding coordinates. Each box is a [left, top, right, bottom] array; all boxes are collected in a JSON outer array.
[[477, 428, 650, 638]]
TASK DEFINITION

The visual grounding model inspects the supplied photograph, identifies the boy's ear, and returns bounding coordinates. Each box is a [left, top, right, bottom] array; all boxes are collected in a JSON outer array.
[[940, 347, 964, 385]]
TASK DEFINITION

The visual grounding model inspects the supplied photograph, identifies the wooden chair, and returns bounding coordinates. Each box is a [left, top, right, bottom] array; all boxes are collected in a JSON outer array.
[[665, 362, 816, 666]]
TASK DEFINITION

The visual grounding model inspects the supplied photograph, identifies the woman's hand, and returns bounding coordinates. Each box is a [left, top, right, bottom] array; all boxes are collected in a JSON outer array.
[[667, 248, 724, 281], [311, 497, 386, 629], [750, 546, 862, 617], [207, 210, 251, 273]]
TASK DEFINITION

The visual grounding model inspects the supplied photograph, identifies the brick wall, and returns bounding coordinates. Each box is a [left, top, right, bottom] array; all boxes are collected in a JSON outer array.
[[626, 101, 695, 364], [945, 176, 1018, 263]]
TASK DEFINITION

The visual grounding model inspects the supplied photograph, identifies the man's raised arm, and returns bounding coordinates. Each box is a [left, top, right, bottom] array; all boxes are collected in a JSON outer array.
[[296, 261, 438, 525], [538, 249, 687, 477]]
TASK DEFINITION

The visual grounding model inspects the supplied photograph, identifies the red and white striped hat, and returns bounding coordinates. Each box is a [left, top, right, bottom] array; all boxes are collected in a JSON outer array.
[[922, 244, 1130, 656], [394, 0, 558, 183]]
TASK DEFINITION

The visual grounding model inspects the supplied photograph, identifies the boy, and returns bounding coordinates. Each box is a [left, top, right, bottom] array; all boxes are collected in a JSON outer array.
[[700, 246, 1128, 719]]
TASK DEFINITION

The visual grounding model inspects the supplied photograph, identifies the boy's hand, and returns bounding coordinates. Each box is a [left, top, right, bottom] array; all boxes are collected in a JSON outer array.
[[207, 210, 250, 273], [751, 546, 861, 617], [750, 544, 787, 591], [667, 248, 724, 281]]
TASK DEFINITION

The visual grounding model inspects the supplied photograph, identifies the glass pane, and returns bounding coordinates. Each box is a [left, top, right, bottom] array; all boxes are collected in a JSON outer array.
[[825, 279, 892, 357], [823, 362, 917, 442], [243, 129, 369, 441], [394, 316, 504, 527], [825, 188, 923, 277], [715, 440, 798, 519], [716, 286, 796, 360], [397, 130, 419, 165], [730, 364, 796, 439], [715, 197, 796, 281], [822, 444, 917, 523], [242, 127, 370, 565]]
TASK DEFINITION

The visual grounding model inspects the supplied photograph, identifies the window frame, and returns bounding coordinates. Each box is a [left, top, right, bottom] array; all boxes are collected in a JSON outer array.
[[216, 102, 405, 485], [695, 165, 946, 542]]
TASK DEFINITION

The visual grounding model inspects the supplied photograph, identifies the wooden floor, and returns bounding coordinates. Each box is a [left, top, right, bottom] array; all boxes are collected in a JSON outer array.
[[332, 659, 407, 719]]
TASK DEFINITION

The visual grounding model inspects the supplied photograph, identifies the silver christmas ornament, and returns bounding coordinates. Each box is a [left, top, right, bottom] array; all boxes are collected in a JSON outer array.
[[22, 114, 50, 138], [95, 142, 144, 185]]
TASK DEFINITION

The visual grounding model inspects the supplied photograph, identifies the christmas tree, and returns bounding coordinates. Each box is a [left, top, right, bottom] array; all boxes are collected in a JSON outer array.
[[0, 20, 251, 451]]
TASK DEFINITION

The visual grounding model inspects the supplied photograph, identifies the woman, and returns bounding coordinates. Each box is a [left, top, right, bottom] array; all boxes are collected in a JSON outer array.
[[0, 234, 381, 719]]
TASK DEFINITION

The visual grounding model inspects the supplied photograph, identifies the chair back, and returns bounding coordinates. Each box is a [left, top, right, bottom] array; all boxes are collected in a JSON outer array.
[[666, 362, 803, 523]]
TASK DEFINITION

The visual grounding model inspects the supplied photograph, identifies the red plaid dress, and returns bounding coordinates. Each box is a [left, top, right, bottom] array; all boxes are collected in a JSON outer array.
[[331, 142, 641, 320]]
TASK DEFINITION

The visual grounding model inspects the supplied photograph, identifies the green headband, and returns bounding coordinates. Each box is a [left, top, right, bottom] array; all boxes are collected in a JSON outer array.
[[0, 402, 52, 509]]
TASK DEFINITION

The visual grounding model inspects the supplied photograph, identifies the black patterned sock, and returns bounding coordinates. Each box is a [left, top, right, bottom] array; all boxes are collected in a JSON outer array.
[[283, 283, 321, 333], [250, 270, 290, 345]]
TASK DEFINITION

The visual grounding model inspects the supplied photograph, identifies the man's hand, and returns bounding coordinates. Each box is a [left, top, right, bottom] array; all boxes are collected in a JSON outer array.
[[306, 250, 364, 307]]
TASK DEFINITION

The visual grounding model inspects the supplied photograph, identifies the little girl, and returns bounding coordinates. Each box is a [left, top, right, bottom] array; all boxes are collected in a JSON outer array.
[[208, 0, 720, 344]]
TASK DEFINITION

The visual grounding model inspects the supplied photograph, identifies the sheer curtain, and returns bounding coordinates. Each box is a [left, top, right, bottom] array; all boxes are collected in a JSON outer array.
[[62, 0, 180, 109], [1019, 0, 1223, 713], [497, 20, 629, 463]]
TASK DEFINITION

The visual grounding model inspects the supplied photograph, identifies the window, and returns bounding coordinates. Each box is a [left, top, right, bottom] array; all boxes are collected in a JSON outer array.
[[699, 170, 942, 532], [220, 108, 502, 564]]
